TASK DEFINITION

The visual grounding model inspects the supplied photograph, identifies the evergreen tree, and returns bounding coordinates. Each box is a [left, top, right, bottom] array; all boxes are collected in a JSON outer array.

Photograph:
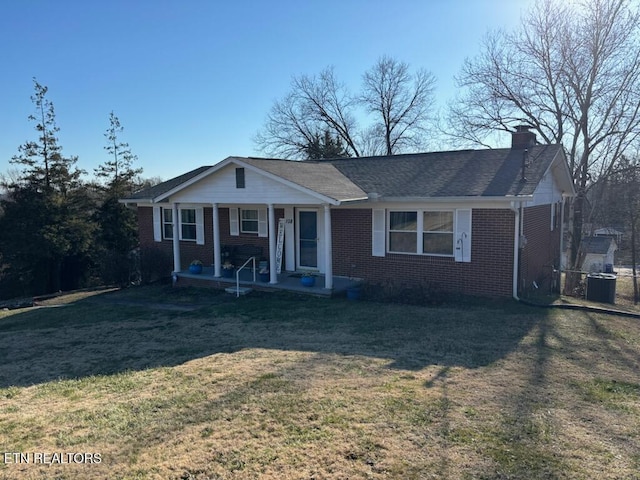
[[0, 79, 96, 296], [93, 112, 142, 285], [95, 111, 142, 197], [305, 130, 351, 160]]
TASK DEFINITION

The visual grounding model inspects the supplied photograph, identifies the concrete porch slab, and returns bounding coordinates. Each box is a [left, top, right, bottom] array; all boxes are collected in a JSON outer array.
[[175, 266, 361, 297]]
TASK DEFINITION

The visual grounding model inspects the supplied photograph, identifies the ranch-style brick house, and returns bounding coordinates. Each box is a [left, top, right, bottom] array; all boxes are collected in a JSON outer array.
[[122, 127, 575, 298]]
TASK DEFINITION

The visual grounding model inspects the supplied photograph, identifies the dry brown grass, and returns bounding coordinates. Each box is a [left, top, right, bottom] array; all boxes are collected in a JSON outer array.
[[615, 271, 639, 309], [0, 286, 638, 479]]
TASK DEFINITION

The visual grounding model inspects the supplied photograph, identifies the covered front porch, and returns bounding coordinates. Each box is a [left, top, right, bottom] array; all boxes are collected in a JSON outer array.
[[150, 156, 369, 292], [174, 266, 361, 297], [166, 202, 337, 289]]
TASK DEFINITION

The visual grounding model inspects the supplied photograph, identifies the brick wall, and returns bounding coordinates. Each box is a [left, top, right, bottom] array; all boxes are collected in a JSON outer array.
[[139, 206, 519, 297], [521, 204, 561, 294], [217, 208, 285, 265], [332, 208, 515, 297], [137, 206, 284, 271]]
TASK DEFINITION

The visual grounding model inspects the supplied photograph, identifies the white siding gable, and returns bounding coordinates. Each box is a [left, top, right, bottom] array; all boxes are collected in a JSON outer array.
[[530, 170, 563, 206], [170, 164, 327, 205]]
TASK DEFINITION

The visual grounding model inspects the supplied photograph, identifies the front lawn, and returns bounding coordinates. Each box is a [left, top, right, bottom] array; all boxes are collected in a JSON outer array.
[[0, 286, 638, 479]]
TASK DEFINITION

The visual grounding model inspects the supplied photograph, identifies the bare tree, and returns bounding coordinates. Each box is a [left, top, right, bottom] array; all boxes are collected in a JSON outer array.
[[592, 156, 640, 303], [254, 67, 360, 158], [255, 57, 436, 158], [361, 55, 436, 155], [446, 0, 640, 293]]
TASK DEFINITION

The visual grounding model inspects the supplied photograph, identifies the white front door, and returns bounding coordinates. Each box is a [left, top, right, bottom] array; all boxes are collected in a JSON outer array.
[[296, 209, 324, 272]]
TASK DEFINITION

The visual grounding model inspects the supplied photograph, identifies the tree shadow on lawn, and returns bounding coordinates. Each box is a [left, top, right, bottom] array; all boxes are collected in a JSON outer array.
[[0, 287, 545, 388]]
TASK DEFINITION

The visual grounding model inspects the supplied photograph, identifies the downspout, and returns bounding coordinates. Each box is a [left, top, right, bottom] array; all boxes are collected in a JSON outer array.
[[559, 195, 566, 271], [510, 201, 522, 300]]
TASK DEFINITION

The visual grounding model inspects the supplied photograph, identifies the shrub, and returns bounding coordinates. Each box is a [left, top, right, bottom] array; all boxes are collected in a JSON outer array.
[[97, 250, 135, 287], [139, 246, 172, 284], [361, 278, 447, 306]]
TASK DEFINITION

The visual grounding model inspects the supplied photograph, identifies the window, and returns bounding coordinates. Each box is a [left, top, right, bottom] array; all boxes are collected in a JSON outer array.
[[236, 168, 245, 188], [423, 211, 454, 255], [180, 208, 197, 241], [389, 211, 417, 253], [162, 208, 173, 239], [240, 209, 259, 233], [387, 210, 455, 256]]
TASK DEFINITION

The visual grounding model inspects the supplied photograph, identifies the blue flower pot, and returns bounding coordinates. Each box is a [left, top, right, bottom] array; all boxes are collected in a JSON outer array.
[[189, 264, 203, 274], [301, 275, 315, 287], [346, 286, 361, 301], [222, 268, 234, 278]]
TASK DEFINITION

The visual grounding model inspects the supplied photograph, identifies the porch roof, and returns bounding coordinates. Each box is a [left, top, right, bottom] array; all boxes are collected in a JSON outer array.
[[239, 157, 367, 202]]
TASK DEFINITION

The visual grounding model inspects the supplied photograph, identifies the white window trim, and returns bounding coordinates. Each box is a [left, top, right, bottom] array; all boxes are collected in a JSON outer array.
[[162, 207, 174, 240], [153, 205, 204, 244], [387, 209, 456, 257], [422, 211, 455, 256], [179, 208, 198, 242], [240, 208, 259, 234], [388, 210, 418, 254]]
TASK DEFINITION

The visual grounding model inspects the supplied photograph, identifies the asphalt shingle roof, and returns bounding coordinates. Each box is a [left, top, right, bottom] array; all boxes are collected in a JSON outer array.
[[325, 145, 562, 198], [582, 236, 615, 254], [127, 166, 211, 200], [123, 144, 564, 203], [240, 157, 367, 202]]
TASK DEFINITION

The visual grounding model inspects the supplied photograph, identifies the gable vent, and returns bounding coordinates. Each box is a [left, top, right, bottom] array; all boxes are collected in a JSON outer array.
[[235, 168, 245, 188]]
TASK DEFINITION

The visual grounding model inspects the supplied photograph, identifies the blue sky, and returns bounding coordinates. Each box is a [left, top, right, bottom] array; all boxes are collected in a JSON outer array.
[[0, 0, 534, 181]]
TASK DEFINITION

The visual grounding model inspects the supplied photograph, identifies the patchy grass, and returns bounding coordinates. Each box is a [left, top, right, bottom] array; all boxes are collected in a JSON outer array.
[[0, 286, 639, 479]]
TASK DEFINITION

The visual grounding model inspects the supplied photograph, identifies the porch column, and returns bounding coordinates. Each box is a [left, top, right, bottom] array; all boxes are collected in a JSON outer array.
[[268, 204, 278, 284], [212, 203, 221, 277], [172, 203, 181, 273], [324, 204, 333, 289]]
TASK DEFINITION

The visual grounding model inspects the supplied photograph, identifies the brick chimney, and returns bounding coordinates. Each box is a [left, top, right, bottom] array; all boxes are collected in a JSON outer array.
[[512, 125, 536, 149]]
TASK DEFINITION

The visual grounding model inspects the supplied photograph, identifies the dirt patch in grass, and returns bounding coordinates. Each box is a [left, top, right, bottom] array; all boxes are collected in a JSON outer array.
[[0, 286, 638, 479]]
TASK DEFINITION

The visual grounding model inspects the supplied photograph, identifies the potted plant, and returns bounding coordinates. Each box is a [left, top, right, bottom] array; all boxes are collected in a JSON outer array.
[[189, 259, 203, 274], [346, 263, 361, 300], [222, 261, 234, 278], [346, 284, 362, 301], [258, 267, 270, 282], [300, 271, 316, 287]]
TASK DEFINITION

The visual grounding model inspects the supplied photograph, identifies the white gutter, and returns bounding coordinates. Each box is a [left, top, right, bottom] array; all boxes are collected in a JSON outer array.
[[373, 195, 534, 204]]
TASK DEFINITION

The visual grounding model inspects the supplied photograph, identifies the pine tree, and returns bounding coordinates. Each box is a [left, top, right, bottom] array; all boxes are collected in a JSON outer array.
[[95, 112, 142, 197], [93, 112, 142, 285], [0, 79, 96, 296], [305, 130, 351, 160]]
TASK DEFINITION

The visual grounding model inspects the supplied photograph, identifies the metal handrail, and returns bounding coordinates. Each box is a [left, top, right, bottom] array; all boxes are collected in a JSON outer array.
[[235, 256, 256, 297]]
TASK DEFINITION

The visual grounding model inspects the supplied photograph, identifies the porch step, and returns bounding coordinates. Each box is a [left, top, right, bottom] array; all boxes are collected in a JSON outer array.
[[225, 286, 253, 296]]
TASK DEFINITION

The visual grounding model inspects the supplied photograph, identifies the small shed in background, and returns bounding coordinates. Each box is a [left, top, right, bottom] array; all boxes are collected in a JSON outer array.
[[581, 236, 618, 273]]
